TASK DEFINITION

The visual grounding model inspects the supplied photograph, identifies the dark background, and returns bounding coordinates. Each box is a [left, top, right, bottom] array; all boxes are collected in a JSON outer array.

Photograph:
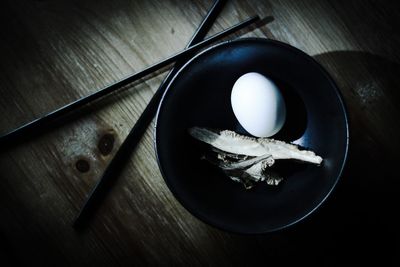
[[1, 0, 399, 266]]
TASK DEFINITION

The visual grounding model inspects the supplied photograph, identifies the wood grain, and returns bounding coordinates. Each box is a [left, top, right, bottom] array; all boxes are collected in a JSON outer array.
[[1, 0, 399, 265]]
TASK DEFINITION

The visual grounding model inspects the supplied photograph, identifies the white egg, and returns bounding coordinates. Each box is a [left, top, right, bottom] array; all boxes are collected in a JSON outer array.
[[231, 72, 286, 137]]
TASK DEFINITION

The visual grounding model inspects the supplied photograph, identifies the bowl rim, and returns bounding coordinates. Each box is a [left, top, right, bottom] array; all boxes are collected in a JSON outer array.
[[154, 37, 349, 234]]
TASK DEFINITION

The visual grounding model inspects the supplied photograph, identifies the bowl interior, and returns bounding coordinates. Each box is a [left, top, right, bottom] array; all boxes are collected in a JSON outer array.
[[155, 38, 348, 233]]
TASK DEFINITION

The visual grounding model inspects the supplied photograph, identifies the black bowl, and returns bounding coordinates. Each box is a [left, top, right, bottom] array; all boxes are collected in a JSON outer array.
[[155, 38, 349, 233]]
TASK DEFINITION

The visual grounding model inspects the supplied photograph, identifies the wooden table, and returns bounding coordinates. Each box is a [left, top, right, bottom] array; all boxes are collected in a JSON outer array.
[[1, 0, 399, 265]]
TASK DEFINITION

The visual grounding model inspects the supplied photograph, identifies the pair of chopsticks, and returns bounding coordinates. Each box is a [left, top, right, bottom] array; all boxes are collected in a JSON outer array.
[[0, 0, 260, 228]]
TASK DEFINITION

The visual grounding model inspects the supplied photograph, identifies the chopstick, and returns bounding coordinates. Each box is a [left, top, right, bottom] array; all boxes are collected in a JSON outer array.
[[73, 9, 259, 228], [0, 15, 259, 148]]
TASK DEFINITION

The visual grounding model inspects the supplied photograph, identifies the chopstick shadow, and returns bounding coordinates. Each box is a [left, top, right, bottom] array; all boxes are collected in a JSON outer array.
[[220, 16, 275, 41], [250, 16, 275, 33]]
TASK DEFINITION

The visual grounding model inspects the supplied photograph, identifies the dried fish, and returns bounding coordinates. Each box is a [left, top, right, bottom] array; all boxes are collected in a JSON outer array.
[[189, 127, 322, 164], [202, 148, 283, 188], [189, 127, 322, 188]]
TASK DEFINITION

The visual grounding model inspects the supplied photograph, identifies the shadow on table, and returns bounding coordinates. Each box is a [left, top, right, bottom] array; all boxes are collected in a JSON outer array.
[[223, 51, 400, 265]]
